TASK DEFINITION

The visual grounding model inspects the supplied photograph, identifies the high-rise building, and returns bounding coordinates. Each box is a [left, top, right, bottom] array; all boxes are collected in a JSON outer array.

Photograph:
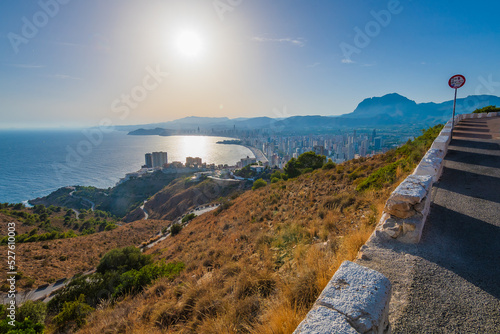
[[186, 157, 202, 167], [240, 156, 257, 167], [313, 145, 325, 156], [145, 153, 152, 168], [271, 153, 279, 167], [151, 151, 168, 168]]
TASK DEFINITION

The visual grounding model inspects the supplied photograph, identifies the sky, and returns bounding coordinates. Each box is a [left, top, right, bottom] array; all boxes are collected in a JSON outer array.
[[1, 0, 500, 129]]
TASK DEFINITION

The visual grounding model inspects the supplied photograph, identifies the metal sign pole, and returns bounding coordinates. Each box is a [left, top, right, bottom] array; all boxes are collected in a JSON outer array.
[[451, 88, 457, 140], [448, 74, 466, 141]]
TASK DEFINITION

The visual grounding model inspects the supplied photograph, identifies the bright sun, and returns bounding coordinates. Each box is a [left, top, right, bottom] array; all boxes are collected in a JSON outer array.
[[175, 31, 203, 58]]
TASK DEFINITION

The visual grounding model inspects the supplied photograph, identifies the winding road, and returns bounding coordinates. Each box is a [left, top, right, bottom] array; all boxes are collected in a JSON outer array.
[[143, 203, 220, 250], [69, 189, 95, 212], [140, 200, 149, 220]]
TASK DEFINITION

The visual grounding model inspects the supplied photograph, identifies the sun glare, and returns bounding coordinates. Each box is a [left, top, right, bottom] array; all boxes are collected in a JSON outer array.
[[175, 31, 203, 58]]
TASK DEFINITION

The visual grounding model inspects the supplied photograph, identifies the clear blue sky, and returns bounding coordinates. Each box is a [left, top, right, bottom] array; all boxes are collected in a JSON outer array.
[[1, 0, 500, 128]]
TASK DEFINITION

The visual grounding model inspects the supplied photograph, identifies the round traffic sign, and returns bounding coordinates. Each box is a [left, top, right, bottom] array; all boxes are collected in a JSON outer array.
[[449, 75, 466, 89]]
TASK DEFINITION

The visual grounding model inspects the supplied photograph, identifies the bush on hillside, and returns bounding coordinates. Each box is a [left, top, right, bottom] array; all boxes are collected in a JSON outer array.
[[48, 261, 184, 316], [284, 151, 327, 179], [473, 105, 500, 113], [181, 213, 196, 223], [52, 294, 94, 331], [17, 301, 47, 324], [170, 223, 183, 236], [0, 318, 44, 333], [252, 178, 268, 190], [96, 246, 152, 274], [322, 160, 336, 170]]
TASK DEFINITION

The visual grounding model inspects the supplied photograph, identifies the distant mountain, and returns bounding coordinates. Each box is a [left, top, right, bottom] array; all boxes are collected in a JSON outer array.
[[338, 93, 500, 127], [123, 93, 500, 135], [349, 93, 418, 118], [128, 128, 171, 136]]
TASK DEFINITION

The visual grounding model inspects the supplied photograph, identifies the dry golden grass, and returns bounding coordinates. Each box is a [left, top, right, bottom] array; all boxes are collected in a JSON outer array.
[[0, 219, 167, 288], [73, 153, 407, 334]]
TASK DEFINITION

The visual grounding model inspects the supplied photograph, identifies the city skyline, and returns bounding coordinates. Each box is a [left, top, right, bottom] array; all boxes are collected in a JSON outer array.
[[1, 1, 500, 129]]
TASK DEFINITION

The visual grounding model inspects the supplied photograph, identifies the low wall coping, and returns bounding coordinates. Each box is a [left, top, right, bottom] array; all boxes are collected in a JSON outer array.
[[294, 261, 391, 334]]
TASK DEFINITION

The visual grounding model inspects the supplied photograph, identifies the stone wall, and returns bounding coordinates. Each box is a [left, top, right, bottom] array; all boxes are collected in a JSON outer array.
[[293, 112, 500, 333], [294, 261, 391, 334], [371, 111, 498, 244]]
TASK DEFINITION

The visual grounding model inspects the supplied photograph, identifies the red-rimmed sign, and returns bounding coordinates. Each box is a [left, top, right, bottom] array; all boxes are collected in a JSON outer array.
[[449, 75, 466, 89]]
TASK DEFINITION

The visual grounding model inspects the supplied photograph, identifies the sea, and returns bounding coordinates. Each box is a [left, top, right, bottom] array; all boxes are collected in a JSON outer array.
[[0, 130, 254, 204]]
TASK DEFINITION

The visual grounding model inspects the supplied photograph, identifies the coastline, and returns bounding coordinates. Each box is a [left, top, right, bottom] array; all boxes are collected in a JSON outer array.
[[0, 132, 252, 205], [242, 145, 268, 163]]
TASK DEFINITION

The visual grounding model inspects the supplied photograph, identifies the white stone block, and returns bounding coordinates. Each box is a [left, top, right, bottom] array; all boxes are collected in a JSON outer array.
[[431, 136, 450, 151], [389, 175, 433, 204], [316, 261, 391, 334], [425, 148, 446, 159], [293, 305, 358, 334], [413, 153, 443, 182], [440, 128, 452, 136], [384, 175, 432, 218]]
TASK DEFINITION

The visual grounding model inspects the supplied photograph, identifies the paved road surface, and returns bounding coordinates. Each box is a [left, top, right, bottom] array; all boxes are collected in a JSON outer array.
[[69, 189, 95, 212], [358, 116, 500, 333], [140, 200, 149, 219], [144, 204, 220, 249]]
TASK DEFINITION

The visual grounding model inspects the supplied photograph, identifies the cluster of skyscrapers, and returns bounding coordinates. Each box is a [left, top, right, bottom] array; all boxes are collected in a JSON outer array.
[[240, 129, 386, 168], [144, 152, 206, 169]]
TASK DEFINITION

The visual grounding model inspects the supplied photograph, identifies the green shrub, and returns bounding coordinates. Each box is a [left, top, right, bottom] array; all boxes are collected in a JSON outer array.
[[270, 171, 282, 180], [104, 223, 118, 231], [49, 261, 185, 314], [271, 177, 280, 184], [0, 318, 44, 333], [170, 223, 183, 236], [96, 246, 152, 274], [252, 178, 267, 191], [113, 261, 185, 298], [302, 167, 314, 174], [473, 105, 500, 114], [52, 294, 94, 330], [296, 151, 325, 170], [0, 304, 6, 319], [284, 152, 327, 179], [322, 160, 336, 170], [181, 213, 196, 223], [18, 301, 47, 324]]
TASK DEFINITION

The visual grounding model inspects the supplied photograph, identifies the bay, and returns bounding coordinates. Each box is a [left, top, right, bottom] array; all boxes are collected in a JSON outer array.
[[0, 130, 253, 204]]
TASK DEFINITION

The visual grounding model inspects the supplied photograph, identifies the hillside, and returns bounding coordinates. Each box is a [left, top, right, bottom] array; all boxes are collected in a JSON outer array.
[[30, 170, 193, 218], [136, 177, 247, 221], [0, 214, 165, 289], [0, 204, 119, 247], [44, 125, 443, 334]]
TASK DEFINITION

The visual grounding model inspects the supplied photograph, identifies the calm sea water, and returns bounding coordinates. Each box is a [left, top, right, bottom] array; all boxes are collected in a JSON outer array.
[[0, 130, 254, 204]]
